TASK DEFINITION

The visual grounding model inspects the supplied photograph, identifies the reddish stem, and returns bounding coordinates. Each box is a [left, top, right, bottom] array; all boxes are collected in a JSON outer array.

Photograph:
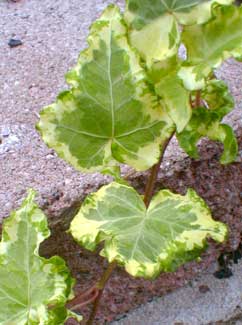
[[195, 90, 202, 107], [72, 291, 99, 310], [66, 286, 99, 311], [144, 132, 175, 207], [87, 261, 117, 325]]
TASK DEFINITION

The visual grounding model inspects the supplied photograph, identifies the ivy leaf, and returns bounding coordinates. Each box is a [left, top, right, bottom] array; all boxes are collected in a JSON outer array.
[[177, 108, 238, 164], [0, 190, 79, 324], [178, 66, 206, 91], [37, 5, 174, 172], [182, 5, 242, 87], [173, 0, 234, 25], [125, 12, 180, 67], [125, 0, 233, 66], [203, 79, 234, 118], [70, 182, 227, 279], [126, 0, 234, 28], [154, 60, 192, 132], [177, 80, 238, 164]]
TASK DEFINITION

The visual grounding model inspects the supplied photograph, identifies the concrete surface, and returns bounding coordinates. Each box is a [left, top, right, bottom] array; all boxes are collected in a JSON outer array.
[[113, 260, 242, 325]]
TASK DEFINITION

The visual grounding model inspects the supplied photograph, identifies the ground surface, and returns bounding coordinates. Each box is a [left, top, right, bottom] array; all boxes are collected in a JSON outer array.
[[113, 259, 242, 325], [0, 0, 242, 324]]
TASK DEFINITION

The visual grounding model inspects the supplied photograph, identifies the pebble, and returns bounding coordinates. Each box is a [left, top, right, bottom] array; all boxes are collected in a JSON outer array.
[[8, 135, 19, 144], [1, 127, 10, 137], [65, 179, 72, 185], [46, 154, 54, 160], [8, 38, 23, 48], [198, 284, 210, 294]]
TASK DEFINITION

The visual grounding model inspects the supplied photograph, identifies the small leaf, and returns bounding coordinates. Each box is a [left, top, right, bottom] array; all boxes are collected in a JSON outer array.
[[177, 79, 238, 164], [0, 190, 79, 324], [177, 108, 238, 164], [37, 5, 174, 172], [203, 79, 234, 117], [178, 66, 206, 91], [182, 5, 242, 85], [70, 182, 227, 279]]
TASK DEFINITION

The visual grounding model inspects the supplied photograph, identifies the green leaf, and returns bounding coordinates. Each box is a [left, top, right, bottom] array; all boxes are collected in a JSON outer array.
[[70, 182, 227, 279], [37, 5, 174, 172], [182, 5, 242, 86], [125, 0, 233, 66], [155, 65, 192, 132], [0, 190, 79, 324], [203, 79, 234, 117], [126, 0, 234, 28], [178, 66, 206, 91], [177, 79, 238, 164], [126, 13, 180, 67], [177, 103, 238, 164], [173, 0, 234, 25], [177, 109, 238, 164]]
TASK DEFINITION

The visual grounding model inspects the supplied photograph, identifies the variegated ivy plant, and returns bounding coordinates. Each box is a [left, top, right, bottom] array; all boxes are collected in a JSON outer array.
[[2, 0, 240, 324], [37, 0, 241, 322]]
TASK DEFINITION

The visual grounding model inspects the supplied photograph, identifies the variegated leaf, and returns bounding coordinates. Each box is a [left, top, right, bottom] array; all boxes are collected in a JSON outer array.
[[203, 80, 235, 117], [125, 0, 233, 66], [70, 182, 227, 279], [0, 190, 79, 324], [154, 58, 192, 132], [181, 5, 242, 88], [177, 108, 238, 164], [177, 80, 238, 164], [37, 5, 174, 173]]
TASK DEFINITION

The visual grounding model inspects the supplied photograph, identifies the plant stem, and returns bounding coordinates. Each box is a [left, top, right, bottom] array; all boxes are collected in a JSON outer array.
[[87, 261, 117, 325], [195, 90, 202, 107], [189, 94, 195, 108], [144, 132, 175, 208], [66, 286, 99, 311]]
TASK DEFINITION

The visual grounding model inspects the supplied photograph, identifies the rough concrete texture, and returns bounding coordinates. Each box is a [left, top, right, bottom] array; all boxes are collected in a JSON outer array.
[[113, 259, 242, 325]]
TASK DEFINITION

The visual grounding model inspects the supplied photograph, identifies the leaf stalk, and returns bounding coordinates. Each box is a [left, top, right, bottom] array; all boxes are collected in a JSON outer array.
[[144, 132, 175, 207], [87, 261, 117, 325], [195, 90, 202, 107]]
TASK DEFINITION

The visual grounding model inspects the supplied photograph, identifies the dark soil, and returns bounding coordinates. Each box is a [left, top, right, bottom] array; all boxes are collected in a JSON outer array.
[[39, 129, 242, 324]]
